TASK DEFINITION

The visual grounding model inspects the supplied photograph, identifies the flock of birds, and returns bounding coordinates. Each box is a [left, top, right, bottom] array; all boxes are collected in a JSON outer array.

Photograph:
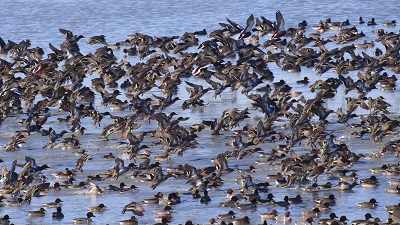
[[1, 10, 400, 225]]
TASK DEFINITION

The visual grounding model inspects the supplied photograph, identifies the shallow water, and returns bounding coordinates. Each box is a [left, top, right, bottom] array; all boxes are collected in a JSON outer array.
[[2, 0, 400, 225]]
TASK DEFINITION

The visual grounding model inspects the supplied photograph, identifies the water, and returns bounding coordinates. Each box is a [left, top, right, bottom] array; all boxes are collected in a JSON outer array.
[[2, 0, 400, 224]]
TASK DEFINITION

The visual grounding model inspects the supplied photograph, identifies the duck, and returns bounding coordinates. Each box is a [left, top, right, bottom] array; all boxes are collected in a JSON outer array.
[[52, 168, 75, 180], [358, 16, 365, 24], [154, 215, 172, 224], [153, 217, 170, 225], [108, 182, 137, 193], [5, 197, 25, 206], [297, 77, 310, 85], [88, 203, 107, 212], [73, 212, 95, 224], [260, 209, 278, 220], [0, 215, 10, 225], [351, 213, 373, 225], [217, 210, 236, 221], [370, 164, 389, 174], [367, 18, 377, 26], [236, 199, 257, 210], [339, 172, 358, 183], [200, 190, 212, 203], [383, 20, 396, 26], [142, 192, 164, 204], [232, 216, 251, 225], [358, 198, 378, 208], [52, 206, 64, 220], [257, 193, 275, 205], [354, 40, 374, 49], [331, 216, 349, 225], [27, 207, 46, 217], [386, 185, 400, 194], [86, 182, 104, 195], [103, 152, 115, 160], [200, 218, 217, 225], [318, 213, 338, 225], [334, 181, 358, 190], [86, 35, 107, 45], [315, 194, 336, 206], [383, 168, 400, 176], [295, 217, 314, 225], [243, 189, 260, 202], [385, 202, 400, 212], [220, 196, 240, 207], [121, 202, 145, 216], [302, 207, 321, 218], [274, 195, 290, 207], [360, 175, 379, 188], [275, 211, 292, 224], [226, 188, 244, 200], [288, 195, 303, 204], [191, 190, 201, 199], [153, 205, 172, 217], [119, 216, 138, 225], [237, 165, 256, 173]]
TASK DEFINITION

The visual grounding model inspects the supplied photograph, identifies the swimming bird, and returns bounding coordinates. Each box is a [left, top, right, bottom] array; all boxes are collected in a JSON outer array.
[[358, 198, 378, 208], [318, 213, 338, 225], [153, 205, 172, 217], [52, 206, 64, 220], [218, 210, 236, 221], [275, 211, 292, 223], [360, 175, 379, 188], [86, 182, 103, 195], [367, 18, 377, 26], [88, 203, 107, 212], [220, 196, 240, 208], [260, 209, 278, 220], [200, 190, 212, 203], [302, 207, 321, 218], [27, 208, 46, 217], [232, 216, 251, 225], [141, 192, 164, 205], [0, 215, 10, 225], [43, 198, 63, 208], [295, 217, 314, 225], [119, 216, 138, 225], [383, 20, 396, 26], [351, 213, 373, 225], [73, 212, 95, 224]]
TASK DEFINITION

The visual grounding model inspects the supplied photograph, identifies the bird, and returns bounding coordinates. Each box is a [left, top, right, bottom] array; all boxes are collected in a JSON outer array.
[[260, 209, 278, 220], [233, 216, 251, 225], [86, 35, 107, 45], [119, 216, 138, 225], [275, 211, 292, 223], [351, 213, 373, 225], [218, 210, 236, 221], [358, 198, 378, 208], [0, 215, 10, 225], [75, 154, 91, 172], [88, 203, 107, 212], [112, 158, 135, 180], [43, 198, 63, 208], [72, 212, 95, 224], [27, 208, 46, 217], [200, 190, 212, 203], [121, 202, 145, 216], [52, 206, 64, 220]]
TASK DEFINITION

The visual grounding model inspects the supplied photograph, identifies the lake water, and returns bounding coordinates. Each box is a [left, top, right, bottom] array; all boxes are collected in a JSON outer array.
[[2, 0, 400, 224]]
